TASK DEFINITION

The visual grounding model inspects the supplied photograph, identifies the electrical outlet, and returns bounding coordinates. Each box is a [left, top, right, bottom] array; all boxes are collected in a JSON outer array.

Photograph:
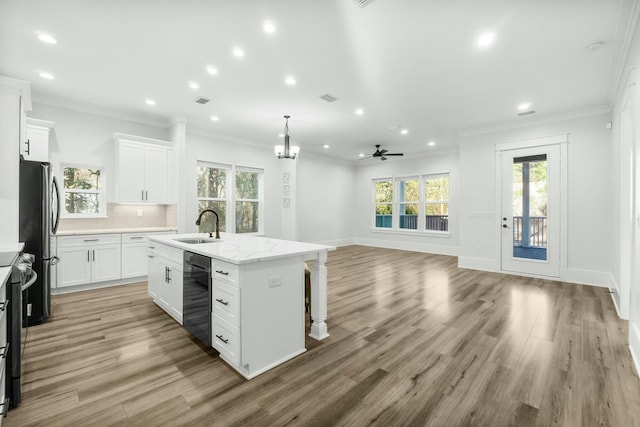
[[27, 303, 32, 317], [137, 209, 143, 217]]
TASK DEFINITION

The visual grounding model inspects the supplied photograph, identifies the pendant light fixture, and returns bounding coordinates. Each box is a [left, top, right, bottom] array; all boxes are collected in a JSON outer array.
[[274, 115, 300, 159]]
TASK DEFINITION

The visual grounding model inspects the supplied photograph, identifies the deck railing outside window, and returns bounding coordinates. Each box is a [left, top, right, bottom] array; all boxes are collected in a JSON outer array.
[[375, 215, 448, 231], [513, 216, 547, 247]]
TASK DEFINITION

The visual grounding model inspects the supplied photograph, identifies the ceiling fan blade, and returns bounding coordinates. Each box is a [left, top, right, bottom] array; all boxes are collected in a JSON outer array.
[[384, 153, 403, 156], [380, 149, 388, 155], [381, 156, 387, 161]]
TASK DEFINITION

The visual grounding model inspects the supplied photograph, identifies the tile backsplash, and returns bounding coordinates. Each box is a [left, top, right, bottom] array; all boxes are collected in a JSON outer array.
[[58, 203, 177, 231]]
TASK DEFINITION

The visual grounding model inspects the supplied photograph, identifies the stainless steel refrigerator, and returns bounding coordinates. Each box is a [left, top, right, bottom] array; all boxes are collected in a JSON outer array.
[[19, 159, 60, 326]]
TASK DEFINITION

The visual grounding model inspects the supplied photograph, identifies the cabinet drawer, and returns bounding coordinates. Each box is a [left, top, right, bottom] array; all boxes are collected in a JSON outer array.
[[212, 260, 239, 285], [122, 233, 149, 243], [148, 243, 183, 264], [212, 280, 240, 326], [212, 315, 240, 365], [58, 234, 121, 247]]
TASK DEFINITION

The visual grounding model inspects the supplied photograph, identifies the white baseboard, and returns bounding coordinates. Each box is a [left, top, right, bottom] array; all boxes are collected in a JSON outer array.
[[52, 276, 146, 295], [312, 237, 355, 247], [630, 322, 640, 378], [353, 237, 459, 256], [457, 256, 498, 272], [562, 268, 615, 288]]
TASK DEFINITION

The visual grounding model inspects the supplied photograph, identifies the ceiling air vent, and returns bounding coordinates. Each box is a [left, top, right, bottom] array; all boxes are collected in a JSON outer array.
[[518, 110, 536, 116], [353, 0, 377, 8], [194, 96, 211, 105], [320, 93, 338, 103]]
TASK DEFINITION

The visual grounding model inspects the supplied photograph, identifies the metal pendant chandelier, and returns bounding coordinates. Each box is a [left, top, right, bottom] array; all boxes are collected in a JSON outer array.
[[274, 115, 300, 159]]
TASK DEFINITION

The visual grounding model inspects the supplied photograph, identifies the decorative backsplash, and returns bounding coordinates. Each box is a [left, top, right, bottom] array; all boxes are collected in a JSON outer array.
[[57, 203, 177, 231]]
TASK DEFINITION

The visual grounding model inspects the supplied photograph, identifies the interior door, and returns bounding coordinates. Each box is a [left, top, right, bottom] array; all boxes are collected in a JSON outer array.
[[500, 144, 560, 277]]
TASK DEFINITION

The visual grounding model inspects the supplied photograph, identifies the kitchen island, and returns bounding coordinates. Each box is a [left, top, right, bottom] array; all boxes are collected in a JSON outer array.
[[148, 232, 334, 379]]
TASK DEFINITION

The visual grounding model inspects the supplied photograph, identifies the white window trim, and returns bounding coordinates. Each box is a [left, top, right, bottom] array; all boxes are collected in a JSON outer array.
[[60, 163, 107, 218], [371, 173, 451, 236], [197, 162, 264, 235]]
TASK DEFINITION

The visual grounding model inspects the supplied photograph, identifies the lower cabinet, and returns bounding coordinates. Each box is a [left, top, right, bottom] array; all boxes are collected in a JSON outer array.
[[57, 234, 121, 288], [147, 243, 183, 324]]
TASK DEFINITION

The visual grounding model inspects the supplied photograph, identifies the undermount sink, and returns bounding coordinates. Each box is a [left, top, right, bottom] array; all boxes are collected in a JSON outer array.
[[173, 237, 221, 244]]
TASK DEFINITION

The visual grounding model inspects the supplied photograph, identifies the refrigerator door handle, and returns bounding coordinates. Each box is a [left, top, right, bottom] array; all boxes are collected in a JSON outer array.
[[52, 176, 61, 235]]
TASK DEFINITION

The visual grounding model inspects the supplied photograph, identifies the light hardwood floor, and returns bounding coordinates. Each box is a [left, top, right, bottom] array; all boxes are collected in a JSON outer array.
[[5, 245, 640, 426]]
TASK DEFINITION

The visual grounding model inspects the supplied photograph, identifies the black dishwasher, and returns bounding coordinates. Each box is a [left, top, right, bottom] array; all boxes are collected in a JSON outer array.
[[183, 251, 211, 346]]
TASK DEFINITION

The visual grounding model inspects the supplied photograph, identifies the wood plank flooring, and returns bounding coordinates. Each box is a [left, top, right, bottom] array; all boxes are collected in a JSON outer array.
[[5, 245, 640, 426]]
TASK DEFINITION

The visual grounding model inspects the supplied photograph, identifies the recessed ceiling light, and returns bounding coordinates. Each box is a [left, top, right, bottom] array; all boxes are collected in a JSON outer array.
[[206, 65, 218, 75], [477, 31, 496, 48], [210, 115, 219, 121], [355, 108, 364, 116], [145, 99, 156, 105], [518, 102, 532, 111], [188, 81, 199, 90], [284, 76, 296, 85], [428, 141, 436, 147], [263, 20, 276, 34], [400, 129, 409, 135], [323, 144, 330, 149], [232, 47, 244, 58], [37, 33, 57, 45], [39, 71, 54, 80]]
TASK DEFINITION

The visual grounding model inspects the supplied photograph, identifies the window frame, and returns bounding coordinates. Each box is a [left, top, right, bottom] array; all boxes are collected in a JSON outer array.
[[372, 173, 451, 235], [60, 163, 107, 218], [196, 161, 264, 235]]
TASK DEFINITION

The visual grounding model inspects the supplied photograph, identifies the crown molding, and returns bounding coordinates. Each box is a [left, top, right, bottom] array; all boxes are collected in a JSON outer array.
[[611, 0, 640, 104], [458, 104, 611, 138], [0, 75, 31, 110]]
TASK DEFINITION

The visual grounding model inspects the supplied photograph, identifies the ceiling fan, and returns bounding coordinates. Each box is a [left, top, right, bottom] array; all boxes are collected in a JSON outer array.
[[364, 144, 404, 161]]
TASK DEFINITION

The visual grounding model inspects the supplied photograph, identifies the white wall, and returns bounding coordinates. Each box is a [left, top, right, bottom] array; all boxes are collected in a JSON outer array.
[[352, 151, 460, 256], [30, 102, 170, 203], [296, 155, 356, 246], [458, 114, 613, 286]]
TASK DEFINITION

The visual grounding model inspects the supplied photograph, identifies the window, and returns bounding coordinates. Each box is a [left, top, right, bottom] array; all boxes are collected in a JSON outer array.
[[62, 165, 105, 217], [373, 173, 450, 233], [374, 179, 393, 228], [197, 162, 229, 233], [424, 175, 449, 231], [196, 162, 263, 234], [235, 168, 262, 233], [398, 178, 419, 230]]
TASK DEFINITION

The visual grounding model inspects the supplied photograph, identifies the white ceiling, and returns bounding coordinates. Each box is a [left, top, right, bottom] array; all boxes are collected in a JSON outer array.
[[0, 0, 631, 161]]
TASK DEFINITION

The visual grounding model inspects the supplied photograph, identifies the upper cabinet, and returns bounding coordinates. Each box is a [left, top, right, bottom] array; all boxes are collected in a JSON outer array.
[[113, 133, 173, 204], [22, 118, 55, 162]]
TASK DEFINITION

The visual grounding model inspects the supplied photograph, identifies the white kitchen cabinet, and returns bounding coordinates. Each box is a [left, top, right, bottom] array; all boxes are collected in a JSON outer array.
[[122, 232, 178, 279], [147, 242, 183, 323], [21, 118, 54, 162], [57, 234, 121, 288], [114, 134, 172, 204]]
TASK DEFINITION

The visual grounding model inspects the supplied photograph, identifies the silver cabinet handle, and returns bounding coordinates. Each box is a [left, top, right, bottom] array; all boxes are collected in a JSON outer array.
[[92, 249, 95, 261], [130, 236, 145, 240], [145, 190, 148, 200], [215, 270, 229, 276], [87, 250, 90, 262], [84, 239, 99, 242], [24, 139, 30, 155]]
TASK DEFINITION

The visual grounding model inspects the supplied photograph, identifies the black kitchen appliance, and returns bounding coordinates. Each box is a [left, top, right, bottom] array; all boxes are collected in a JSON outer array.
[[183, 251, 211, 346], [19, 159, 60, 326], [7, 253, 37, 409]]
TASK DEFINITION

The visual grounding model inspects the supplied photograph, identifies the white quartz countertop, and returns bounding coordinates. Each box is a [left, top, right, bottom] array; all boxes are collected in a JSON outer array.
[[149, 233, 335, 264], [0, 242, 25, 268], [56, 227, 178, 236]]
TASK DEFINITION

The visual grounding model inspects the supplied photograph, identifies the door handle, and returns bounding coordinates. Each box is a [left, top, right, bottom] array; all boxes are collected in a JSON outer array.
[[24, 139, 30, 155], [502, 224, 510, 229]]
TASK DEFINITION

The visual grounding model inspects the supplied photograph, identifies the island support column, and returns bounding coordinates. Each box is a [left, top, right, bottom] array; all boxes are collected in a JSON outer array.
[[309, 251, 329, 340]]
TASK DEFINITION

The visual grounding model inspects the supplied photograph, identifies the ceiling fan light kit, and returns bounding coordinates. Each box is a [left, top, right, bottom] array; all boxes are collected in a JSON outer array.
[[362, 144, 404, 161]]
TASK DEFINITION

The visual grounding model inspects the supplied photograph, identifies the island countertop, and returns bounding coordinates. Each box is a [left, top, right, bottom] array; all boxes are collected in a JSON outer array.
[[149, 233, 335, 264]]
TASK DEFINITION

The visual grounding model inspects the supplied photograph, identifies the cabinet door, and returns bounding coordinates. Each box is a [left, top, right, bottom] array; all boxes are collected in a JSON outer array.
[[91, 244, 121, 283], [144, 146, 169, 203], [168, 265, 183, 324], [57, 247, 91, 288], [147, 255, 163, 300], [117, 143, 146, 203], [121, 243, 149, 278], [22, 126, 49, 162]]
